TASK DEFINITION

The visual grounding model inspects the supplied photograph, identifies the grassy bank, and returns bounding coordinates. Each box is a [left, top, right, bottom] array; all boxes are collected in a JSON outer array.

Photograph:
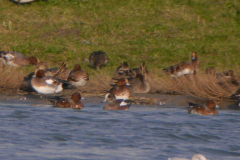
[[0, 0, 240, 98]]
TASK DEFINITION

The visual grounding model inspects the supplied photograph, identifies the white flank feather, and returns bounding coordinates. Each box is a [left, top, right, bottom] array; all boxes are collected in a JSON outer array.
[[45, 79, 54, 84], [119, 101, 128, 106]]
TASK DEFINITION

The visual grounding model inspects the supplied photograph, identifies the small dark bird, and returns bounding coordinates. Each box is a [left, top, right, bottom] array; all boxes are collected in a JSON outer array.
[[89, 51, 108, 70]]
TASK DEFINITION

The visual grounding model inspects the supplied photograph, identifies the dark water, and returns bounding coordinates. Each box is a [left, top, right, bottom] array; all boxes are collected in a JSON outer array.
[[0, 98, 240, 160]]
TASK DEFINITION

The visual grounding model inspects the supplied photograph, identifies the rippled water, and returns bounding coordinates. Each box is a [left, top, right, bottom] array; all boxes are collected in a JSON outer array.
[[0, 98, 240, 160]]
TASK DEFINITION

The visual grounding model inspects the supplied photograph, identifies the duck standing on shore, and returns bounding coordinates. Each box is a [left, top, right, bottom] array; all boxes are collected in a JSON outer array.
[[67, 64, 89, 87], [49, 92, 84, 109], [89, 51, 108, 70], [0, 51, 39, 67], [113, 62, 135, 79], [163, 51, 199, 78], [130, 64, 151, 93], [31, 69, 63, 95]]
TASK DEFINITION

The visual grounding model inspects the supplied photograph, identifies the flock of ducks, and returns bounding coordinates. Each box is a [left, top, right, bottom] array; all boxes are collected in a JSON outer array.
[[3, 2, 229, 159], [0, 50, 226, 115], [0, 50, 213, 159]]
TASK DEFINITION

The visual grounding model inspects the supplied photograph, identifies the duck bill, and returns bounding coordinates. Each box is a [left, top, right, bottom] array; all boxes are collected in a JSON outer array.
[[215, 105, 219, 108]]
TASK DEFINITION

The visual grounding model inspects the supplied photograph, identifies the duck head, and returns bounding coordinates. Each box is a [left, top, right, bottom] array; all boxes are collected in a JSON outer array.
[[35, 69, 45, 78], [29, 56, 40, 65], [71, 92, 81, 102], [207, 100, 219, 109], [73, 64, 81, 71], [117, 78, 130, 86], [191, 51, 198, 61]]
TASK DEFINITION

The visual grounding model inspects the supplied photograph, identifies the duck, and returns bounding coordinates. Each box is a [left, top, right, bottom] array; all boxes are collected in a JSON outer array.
[[130, 64, 151, 93], [103, 78, 131, 102], [163, 51, 199, 78], [113, 62, 134, 79], [20, 63, 69, 92], [222, 70, 239, 86], [217, 70, 239, 86], [188, 100, 219, 115], [168, 154, 209, 160], [102, 93, 131, 110], [1, 51, 39, 67], [49, 92, 84, 109], [67, 64, 89, 87], [89, 51, 108, 70], [31, 69, 63, 95]]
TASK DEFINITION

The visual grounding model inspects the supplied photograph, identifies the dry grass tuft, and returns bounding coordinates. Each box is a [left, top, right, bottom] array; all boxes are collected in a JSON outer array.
[[0, 67, 25, 91], [149, 71, 238, 100], [80, 71, 112, 93]]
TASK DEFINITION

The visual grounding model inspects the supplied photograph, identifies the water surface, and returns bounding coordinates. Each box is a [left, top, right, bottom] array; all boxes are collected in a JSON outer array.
[[0, 98, 239, 160]]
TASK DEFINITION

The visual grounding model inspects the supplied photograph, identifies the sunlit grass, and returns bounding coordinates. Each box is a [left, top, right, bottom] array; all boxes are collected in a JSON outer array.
[[0, 0, 240, 97]]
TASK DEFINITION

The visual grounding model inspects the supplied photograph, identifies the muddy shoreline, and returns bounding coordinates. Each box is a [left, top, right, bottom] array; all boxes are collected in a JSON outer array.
[[0, 89, 238, 110]]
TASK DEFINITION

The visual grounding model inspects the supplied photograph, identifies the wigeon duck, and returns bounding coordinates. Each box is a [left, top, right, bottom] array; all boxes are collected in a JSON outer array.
[[49, 92, 84, 109], [113, 62, 134, 79], [217, 70, 239, 86], [31, 69, 63, 95], [89, 51, 108, 70], [20, 63, 69, 92], [67, 64, 89, 87], [163, 51, 199, 78], [229, 89, 240, 108], [131, 63, 152, 78], [103, 78, 131, 102], [102, 93, 131, 110], [188, 100, 219, 115], [1, 51, 39, 67], [168, 154, 209, 160], [130, 65, 151, 93]]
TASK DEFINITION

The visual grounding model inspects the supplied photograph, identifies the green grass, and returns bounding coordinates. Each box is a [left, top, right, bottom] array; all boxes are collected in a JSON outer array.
[[1, 0, 240, 76]]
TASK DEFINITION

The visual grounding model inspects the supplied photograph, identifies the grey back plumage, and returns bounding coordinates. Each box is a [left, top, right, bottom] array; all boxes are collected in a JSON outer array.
[[89, 51, 108, 70]]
